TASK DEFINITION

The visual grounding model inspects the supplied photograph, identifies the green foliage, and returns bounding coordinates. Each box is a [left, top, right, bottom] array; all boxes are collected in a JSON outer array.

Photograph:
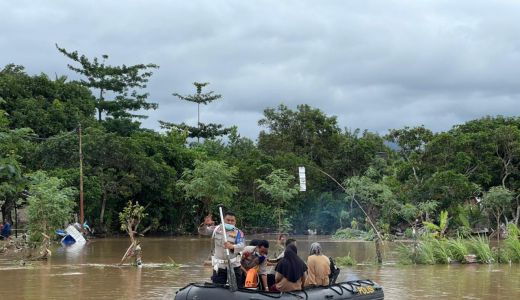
[[3, 60, 520, 237], [447, 238, 469, 262], [422, 210, 449, 239], [482, 186, 513, 223], [163, 82, 230, 141], [467, 236, 494, 263], [502, 223, 520, 263], [26, 171, 76, 242], [118, 200, 147, 233], [177, 159, 238, 215], [397, 243, 414, 265], [336, 253, 357, 266], [257, 168, 299, 232], [166, 256, 180, 269], [344, 173, 397, 227], [56, 45, 158, 121], [258, 104, 342, 167], [0, 64, 96, 137], [332, 228, 370, 240]]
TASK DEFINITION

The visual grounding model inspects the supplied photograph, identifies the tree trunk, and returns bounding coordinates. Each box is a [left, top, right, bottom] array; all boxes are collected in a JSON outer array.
[[100, 191, 107, 226], [375, 238, 383, 264]]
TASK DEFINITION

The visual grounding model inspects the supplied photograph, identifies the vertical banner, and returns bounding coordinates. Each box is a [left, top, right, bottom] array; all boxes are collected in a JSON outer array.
[[298, 166, 306, 192]]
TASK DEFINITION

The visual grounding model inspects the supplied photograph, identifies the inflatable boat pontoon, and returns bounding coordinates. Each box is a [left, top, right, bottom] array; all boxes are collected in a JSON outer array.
[[175, 279, 384, 299]]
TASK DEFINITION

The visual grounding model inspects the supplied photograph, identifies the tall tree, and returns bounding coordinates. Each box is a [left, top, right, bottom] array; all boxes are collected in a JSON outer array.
[[159, 121, 231, 141], [385, 125, 433, 184], [177, 159, 238, 228], [257, 169, 299, 232], [482, 186, 513, 244], [26, 171, 76, 243], [0, 64, 96, 137], [169, 82, 229, 142], [493, 125, 520, 188], [56, 45, 158, 121]]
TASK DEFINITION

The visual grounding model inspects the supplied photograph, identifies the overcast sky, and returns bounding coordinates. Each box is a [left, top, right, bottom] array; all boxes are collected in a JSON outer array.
[[2, 0, 520, 140]]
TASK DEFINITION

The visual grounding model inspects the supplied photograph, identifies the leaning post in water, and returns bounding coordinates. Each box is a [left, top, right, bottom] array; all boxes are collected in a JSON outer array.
[[298, 166, 306, 192]]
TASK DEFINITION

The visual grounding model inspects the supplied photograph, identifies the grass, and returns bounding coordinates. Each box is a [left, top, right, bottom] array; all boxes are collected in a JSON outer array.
[[332, 228, 370, 240], [396, 224, 520, 265], [417, 238, 438, 264], [431, 239, 451, 264], [165, 256, 180, 268], [502, 224, 520, 263], [447, 238, 469, 262], [335, 253, 357, 266], [467, 236, 494, 264], [397, 242, 414, 265]]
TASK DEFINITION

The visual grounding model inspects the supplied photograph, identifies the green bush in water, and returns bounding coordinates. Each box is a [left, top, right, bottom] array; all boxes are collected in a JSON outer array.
[[467, 236, 494, 264], [502, 224, 520, 263], [396, 243, 414, 265], [336, 253, 357, 266], [431, 239, 451, 264], [416, 239, 437, 265], [332, 228, 369, 240], [447, 238, 469, 262], [166, 257, 180, 268]]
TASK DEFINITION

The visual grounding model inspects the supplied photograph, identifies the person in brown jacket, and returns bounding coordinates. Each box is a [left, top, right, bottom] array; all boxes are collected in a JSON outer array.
[[305, 242, 330, 287]]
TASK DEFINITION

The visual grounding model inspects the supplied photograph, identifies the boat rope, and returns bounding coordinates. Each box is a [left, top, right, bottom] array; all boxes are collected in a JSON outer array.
[[182, 279, 379, 298]]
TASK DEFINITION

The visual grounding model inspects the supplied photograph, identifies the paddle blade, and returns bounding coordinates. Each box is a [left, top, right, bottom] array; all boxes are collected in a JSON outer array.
[[227, 262, 238, 292]]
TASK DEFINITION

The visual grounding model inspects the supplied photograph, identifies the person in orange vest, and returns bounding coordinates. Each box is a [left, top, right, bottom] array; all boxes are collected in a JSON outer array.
[[241, 239, 269, 290]]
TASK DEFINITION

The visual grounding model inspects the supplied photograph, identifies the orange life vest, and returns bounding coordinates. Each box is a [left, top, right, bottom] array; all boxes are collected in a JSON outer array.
[[244, 266, 259, 288]]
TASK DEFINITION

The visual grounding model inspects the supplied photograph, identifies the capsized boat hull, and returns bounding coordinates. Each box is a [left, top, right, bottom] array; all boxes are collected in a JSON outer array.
[[175, 279, 384, 300]]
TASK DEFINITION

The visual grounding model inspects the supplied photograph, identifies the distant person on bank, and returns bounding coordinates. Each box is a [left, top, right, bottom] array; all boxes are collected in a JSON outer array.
[[198, 212, 245, 285], [0, 221, 12, 240]]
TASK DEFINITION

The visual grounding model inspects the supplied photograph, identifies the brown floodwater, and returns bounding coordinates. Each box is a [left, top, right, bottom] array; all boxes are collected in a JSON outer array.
[[1, 235, 519, 299]]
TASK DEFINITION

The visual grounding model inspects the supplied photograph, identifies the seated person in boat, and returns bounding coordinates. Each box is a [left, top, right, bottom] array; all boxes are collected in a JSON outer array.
[[198, 212, 245, 285], [305, 242, 330, 287], [273, 243, 307, 292], [266, 235, 290, 287], [241, 239, 269, 290]]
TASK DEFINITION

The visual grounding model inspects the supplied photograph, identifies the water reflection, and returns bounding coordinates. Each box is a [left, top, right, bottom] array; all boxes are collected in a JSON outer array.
[[1, 236, 519, 299]]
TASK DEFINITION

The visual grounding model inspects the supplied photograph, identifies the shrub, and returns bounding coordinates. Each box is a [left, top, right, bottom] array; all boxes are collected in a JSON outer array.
[[467, 236, 494, 264], [502, 224, 520, 263], [336, 253, 357, 266], [404, 228, 414, 239], [332, 228, 369, 240], [447, 238, 469, 262]]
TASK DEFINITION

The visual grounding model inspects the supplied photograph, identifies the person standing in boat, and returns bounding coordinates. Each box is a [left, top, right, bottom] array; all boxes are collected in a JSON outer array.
[[305, 242, 330, 287], [198, 212, 245, 286]]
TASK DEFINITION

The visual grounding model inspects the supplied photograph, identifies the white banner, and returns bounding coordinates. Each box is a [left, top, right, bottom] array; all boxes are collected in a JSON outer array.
[[298, 166, 306, 191]]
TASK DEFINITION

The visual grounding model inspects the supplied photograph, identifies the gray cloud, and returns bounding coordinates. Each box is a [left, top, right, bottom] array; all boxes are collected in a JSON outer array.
[[2, 0, 520, 140]]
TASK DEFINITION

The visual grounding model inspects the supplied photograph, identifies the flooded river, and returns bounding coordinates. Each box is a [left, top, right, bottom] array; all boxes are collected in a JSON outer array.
[[1, 236, 520, 299]]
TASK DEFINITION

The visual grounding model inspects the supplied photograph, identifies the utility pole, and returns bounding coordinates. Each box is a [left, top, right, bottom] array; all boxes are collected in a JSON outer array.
[[78, 123, 84, 226]]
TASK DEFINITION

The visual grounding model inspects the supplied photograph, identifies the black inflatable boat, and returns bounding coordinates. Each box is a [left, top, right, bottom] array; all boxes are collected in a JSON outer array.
[[174, 279, 384, 299]]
